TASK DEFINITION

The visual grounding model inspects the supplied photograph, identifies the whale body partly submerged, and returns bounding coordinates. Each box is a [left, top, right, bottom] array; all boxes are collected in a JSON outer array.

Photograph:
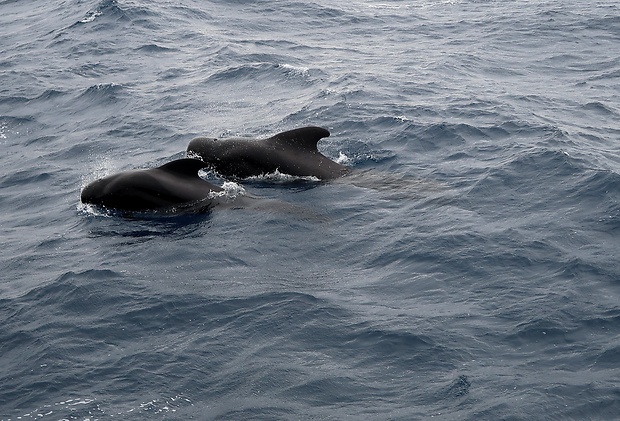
[[187, 126, 350, 180], [81, 158, 222, 212]]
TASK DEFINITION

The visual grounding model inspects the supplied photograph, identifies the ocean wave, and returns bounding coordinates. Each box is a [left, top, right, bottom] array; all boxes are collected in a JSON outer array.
[[563, 169, 620, 231], [79, 9, 102, 24], [506, 148, 587, 176], [568, 169, 620, 198], [0, 115, 36, 141], [0, 169, 51, 189], [76, 83, 125, 104], [76, 0, 157, 26], [0, 89, 66, 106], [277, 63, 310, 77], [467, 147, 588, 194], [587, 68, 620, 81], [594, 344, 620, 369], [205, 62, 315, 86], [506, 318, 572, 348], [583, 101, 617, 115], [556, 256, 618, 284], [32, 88, 66, 102], [135, 43, 176, 53], [345, 327, 434, 357], [72, 0, 127, 29]]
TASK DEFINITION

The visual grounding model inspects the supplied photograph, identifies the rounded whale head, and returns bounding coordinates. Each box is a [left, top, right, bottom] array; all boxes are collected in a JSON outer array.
[[81, 158, 223, 212], [187, 126, 350, 180]]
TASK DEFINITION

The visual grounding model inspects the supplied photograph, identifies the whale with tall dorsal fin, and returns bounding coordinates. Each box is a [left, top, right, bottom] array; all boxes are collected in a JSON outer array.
[[186, 126, 350, 180]]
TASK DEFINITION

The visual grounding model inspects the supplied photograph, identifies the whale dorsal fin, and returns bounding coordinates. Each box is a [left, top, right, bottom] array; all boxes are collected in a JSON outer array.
[[158, 158, 208, 177], [268, 126, 330, 152]]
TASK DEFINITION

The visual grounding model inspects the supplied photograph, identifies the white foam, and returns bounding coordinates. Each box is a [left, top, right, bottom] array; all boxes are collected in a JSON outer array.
[[247, 169, 320, 182], [80, 10, 102, 23], [336, 152, 352, 165], [279, 63, 310, 77], [208, 181, 246, 199], [76, 201, 113, 217], [366, 3, 403, 10]]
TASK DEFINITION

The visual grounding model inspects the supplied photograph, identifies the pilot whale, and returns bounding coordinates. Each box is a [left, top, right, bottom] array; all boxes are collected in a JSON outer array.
[[186, 126, 350, 180], [81, 158, 223, 212]]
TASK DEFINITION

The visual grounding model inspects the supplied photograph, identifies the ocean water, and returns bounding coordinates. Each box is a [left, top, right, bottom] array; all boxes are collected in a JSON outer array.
[[1, 0, 619, 419]]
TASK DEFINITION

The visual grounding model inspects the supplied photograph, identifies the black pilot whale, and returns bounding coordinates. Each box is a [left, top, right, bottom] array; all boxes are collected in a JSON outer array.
[[187, 126, 350, 180], [81, 158, 223, 212]]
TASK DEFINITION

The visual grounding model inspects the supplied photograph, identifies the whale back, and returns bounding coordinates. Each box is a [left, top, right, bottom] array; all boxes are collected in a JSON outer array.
[[81, 159, 220, 211], [187, 126, 348, 179], [157, 158, 209, 177]]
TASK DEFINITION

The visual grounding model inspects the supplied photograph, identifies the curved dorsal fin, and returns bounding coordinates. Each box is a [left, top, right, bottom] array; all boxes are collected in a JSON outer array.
[[157, 158, 208, 177], [267, 126, 330, 152]]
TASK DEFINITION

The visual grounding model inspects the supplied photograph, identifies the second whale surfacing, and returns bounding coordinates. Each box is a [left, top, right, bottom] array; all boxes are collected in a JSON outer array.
[[186, 126, 350, 180]]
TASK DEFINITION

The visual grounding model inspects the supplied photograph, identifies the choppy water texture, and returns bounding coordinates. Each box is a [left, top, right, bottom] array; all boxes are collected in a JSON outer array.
[[1, 0, 620, 419]]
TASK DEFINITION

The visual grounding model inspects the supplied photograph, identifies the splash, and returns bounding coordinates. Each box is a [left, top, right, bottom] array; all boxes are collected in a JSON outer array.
[[209, 181, 246, 199], [247, 170, 320, 183], [336, 151, 352, 165], [80, 156, 117, 190], [77, 156, 119, 216], [76, 201, 114, 217]]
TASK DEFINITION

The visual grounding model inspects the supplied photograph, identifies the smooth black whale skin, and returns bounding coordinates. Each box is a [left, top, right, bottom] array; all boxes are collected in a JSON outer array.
[[81, 158, 223, 212], [187, 126, 350, 180]]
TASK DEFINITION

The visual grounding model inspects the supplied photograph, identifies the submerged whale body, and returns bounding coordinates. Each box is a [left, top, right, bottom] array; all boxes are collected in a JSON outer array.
[[187, 126, 350, 180], [81, 158, 223, 212]]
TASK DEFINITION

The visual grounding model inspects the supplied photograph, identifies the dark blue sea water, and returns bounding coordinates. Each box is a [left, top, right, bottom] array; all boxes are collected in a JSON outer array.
[[1, 0, 620, 419]]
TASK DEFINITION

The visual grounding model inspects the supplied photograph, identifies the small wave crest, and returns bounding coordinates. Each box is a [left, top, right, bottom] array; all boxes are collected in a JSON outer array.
[[79, 9, 102, 23], [583, 101, 617, 116], [76, 83, 125, 105], [569, 169, 620, 198], [76, 0, 148, 25], [75, 0, 125, 26], [277, 63, 310, 77], [468, 147, 588, 195], [136, 43, 175, 53], [206, 62, 314, 85]]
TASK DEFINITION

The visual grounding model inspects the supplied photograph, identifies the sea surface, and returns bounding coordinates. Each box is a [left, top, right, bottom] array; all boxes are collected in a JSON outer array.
[[1, 0, 619, 419]]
